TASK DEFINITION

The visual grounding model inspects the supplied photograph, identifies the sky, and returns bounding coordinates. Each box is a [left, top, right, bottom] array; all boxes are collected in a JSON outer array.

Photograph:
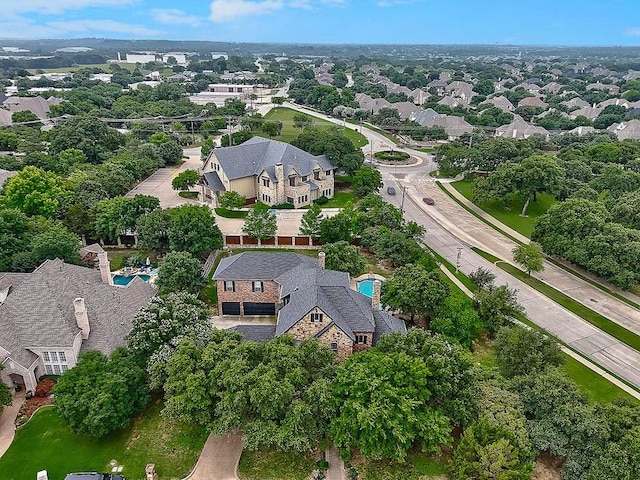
[[1, 0, 640, 46]]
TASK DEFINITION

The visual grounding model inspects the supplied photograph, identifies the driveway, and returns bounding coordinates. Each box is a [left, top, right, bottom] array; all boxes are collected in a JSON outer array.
[[325, 447, 346, 480], [127, 146, 203, 208], [186, 433, 244, 480], [0, 391, 25, 458]]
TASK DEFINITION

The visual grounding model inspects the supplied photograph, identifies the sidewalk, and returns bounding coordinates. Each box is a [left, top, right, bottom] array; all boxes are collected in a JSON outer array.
[[0, 391, 25, 458]]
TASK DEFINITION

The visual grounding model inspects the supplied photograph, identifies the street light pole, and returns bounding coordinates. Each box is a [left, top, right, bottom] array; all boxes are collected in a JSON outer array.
[[400, 184, 407, 214], [455, 247, 463, 274]]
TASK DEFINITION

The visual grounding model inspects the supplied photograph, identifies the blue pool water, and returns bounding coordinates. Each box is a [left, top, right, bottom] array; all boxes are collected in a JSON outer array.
[[112, 274, 151, 286], [357, 279, 376, 298]]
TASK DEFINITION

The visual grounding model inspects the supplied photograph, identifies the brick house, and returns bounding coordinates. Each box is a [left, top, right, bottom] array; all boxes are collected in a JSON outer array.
[[0, 253, 155, 393], [201, 136, 335, 208], [213, 252, 406, 358]]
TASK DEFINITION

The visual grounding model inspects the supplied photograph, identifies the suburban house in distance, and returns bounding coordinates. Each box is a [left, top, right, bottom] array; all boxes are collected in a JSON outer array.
[[213, 252, 406, 358], [0, 253, 155, 393], [202, 136, 336, 208]]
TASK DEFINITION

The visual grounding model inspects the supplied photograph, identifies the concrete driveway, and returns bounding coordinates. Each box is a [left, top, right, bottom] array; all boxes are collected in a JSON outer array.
[[0, 391, 25, 458], [186, 433, 244, 480], [127, 146, 203, 208]]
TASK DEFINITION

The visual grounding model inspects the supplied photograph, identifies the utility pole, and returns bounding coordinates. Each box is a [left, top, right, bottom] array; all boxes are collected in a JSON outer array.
[[400, 184, 407, 214], [456, 247, 463, 274], [226, 116, 233, 146]]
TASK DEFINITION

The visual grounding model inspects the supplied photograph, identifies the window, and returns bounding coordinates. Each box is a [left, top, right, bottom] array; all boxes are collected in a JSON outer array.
[[252, 281, 263, 292], [314, 171, 320, 180], [262, 177, 270, 187], [310, 312, 324, 323], [289, 177, 296, 187], [330, 342, 338, 352], [287, 196, 294, 204], [356, 335, 368, 345], [42, 350, 68, 375], [302, 175, 308, 182], [325, 170, 331, 176], [298, 195, 308, 204], [224, 280, 235, 292]]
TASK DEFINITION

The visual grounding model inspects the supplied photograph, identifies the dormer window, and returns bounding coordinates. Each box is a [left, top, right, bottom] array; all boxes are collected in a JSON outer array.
[[302, 175, 308, 182], [355, 335, 368, 345], [289, 177, 296, 187], [314, 171, 320, 180], [262, 177, 270, 187]]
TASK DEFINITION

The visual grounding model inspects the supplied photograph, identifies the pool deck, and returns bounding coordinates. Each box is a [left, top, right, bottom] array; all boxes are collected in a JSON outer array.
[[351, 273, 386, 291]]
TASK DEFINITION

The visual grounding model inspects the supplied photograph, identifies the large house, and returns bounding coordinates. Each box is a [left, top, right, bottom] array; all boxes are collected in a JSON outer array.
[[0, 253, 155, 393], [213, 252, 406, 358], [202, 137, 336, 208]]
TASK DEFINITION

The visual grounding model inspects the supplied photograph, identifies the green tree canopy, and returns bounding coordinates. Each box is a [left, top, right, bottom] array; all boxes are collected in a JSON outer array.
[[218, 191, 246, 210], [299, 202, 323, 239], [352, 165, 382, 197], [494, 326, 565, 379], [157, 251, 206, 295], [512, 242, 545, 276], [322, 241, 365, 276], [167, 205, 223, 257], [292, 127, 364, 175], [171, 169, 200, 191], [1, 166, 68, 217], [242, 204, 277, 241]]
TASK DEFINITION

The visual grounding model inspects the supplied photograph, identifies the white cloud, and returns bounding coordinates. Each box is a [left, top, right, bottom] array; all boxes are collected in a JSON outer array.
[[209, 0, 344, 22], [377, 0, 417, 6], [3, 0, 139, 15], [49, 19, 161, 37], [151, 8, 202, 27], [626, 27, 640, 36], [209, 0, 285, 22]]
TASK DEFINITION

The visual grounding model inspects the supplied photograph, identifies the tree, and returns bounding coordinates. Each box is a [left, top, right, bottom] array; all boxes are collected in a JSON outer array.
[[319, 207, 355, 244], [322, 242, 365, 276], [136, 209, 172, 252], [242, 204, 277, 243], [0, 208, 32, 271], [370, 229, 424, 267], [94, 195, 159, 242], [49, 116, 124, 164], [512, 242, 544, 276], [474, 285, 523, 334], [293, 113, 312, 130], [53, 348, 149, 437], [299, 202, 323, 239], [167, 205, 223, 257], [0, 364, 12, 415], [494, 326, 564, 379], [430, 296, 482, 349], [30, 223, 81, 266], [127, 292, 210, 363], [469, 266, 496, 290], [12, 110, 40, 124], [171, 169, 200, 191], [272, 96, 286, 106], [292, 127, 364, 175], [1, 166, 68, 217], [352, 166, 382, 197], [156, 140, 183, 166], [218, 191, 246, 210], [261, 120, 282, 138], [381, 264, 450, 321], [451, 419, 534, 480], [157, 251, 206, 295], [330, 349, 451, 461]]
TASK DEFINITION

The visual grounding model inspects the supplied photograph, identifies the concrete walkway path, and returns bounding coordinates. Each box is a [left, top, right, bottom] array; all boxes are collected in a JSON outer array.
[[185, 433, 244, 480], [0, 391, 25, 458], [325, 447, 346, 480]]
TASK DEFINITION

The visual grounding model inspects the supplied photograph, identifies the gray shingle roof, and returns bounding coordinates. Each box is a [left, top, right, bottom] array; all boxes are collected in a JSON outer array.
[[203, 171, 225, 192], [229, 324, 276, 342], [0, 259, 155, 369], [209, 137, 334, 181], [216, 253, 404, 345]]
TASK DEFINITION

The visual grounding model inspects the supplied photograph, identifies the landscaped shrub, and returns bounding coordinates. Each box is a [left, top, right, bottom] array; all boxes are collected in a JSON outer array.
[[272, 202, 295, 209], [373, 150, 410, 162], [35, 378, 56, 398], [314, 196, 329, 205]]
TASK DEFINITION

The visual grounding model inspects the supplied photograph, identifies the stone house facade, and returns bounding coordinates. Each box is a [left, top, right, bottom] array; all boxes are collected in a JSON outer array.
[[202, 136, 335, 208], [214, 252, 405, 359]]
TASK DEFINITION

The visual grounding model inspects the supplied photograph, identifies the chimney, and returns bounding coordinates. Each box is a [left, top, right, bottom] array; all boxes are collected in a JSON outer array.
[[74, 298, 90, 339], [98, 251, 113, 286], [318, 251, 325, 269], [274, 162, 285, 203], [372, 280, 381, 310]]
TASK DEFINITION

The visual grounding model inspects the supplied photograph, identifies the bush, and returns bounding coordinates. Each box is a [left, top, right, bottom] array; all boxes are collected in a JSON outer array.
[[271, 202, 295, 209], [373, 150, 410, 162], [35, 378, 56, 398], [314, 196, 329, 205]]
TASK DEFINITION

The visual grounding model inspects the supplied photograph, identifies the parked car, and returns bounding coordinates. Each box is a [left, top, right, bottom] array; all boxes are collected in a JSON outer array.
[[423, 197, 435, 205], [64, 474, 124, 480], [387, 186, 396, 195]]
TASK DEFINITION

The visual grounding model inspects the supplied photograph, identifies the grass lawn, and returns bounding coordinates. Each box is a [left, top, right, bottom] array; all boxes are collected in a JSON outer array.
[[263, 107, 368, 148], [451, 178, 555, 238], [215, 207, 248, 218], [237, 449, 316, 480], [319, 190, 356, 208], [350, 451, 449, 480], [0, 399, 208, 480]]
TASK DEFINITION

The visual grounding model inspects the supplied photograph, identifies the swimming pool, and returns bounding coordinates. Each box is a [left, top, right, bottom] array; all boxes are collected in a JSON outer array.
[[112, 274, 151, 286], [357, 279, 376, 298]]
